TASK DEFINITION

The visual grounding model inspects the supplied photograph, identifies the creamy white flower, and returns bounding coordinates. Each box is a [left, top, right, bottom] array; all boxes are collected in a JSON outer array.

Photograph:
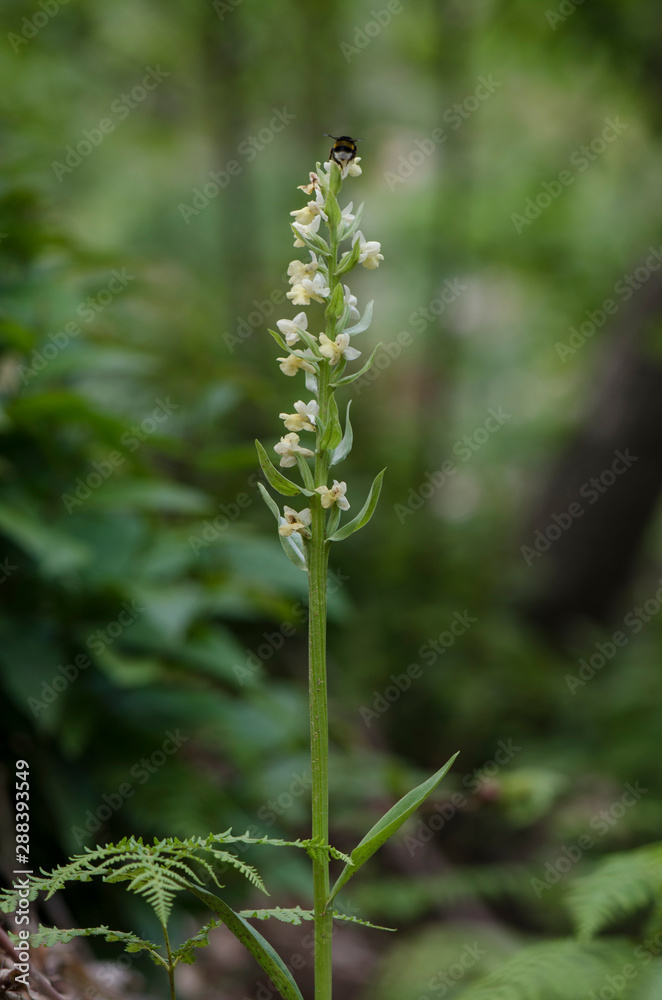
[[274, 432, 315, 468], [343, 285, 360, 321], [292, 214, 321, 247], [279, 506, 312, 538], [347, 158, 362, 178], [353, 231, 384, 269], [276, 311, 308, 347], [290, 189, 327, 227], [287, 255, 319, 286], [315, 480, 350, 510], [279, 399, 319, 433], [287, 272, 330, 306], [278, 354, 316, 377], [318, 332, 361, 366]]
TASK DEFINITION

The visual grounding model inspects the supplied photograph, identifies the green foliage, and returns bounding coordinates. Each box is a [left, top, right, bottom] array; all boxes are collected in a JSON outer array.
[[328, 752, 459, 904], [569, 844, 662, 941], [455, 939, 643, 1000]]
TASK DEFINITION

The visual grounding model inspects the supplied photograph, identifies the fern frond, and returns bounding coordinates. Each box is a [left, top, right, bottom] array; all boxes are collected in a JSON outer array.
[[237, 907, 395, 932], [0, 834, 269, 927], [171, 917, 225, 966], [10, 925, 166, 966], [239, 906, 313, 926], [569, 844, 662, 940], [455, 939, 638, 1000]]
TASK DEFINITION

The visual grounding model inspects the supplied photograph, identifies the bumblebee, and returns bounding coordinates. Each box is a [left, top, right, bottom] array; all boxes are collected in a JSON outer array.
[[323, 134, 362, 168]]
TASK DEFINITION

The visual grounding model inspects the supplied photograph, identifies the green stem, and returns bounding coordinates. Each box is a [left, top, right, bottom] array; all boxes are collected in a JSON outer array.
[[162, 924, 177, 1000], [309, 223, 341, 1000]]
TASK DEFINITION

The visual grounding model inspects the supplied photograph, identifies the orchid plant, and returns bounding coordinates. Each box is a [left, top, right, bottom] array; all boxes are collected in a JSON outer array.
[[254, 150, 458, 1000]]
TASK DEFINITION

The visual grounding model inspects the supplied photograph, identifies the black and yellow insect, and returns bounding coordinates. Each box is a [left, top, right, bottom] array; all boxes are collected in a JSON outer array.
[[323, 134, 362, 168]]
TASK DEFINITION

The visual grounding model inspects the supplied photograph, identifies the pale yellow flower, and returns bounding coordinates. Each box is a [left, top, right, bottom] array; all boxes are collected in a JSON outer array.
[[315, 480, 350, 511], [353, 231, 384, 269], [274, 432, 315, 468], [286, 273, 330, 306], [279, 400, 319, 433], [276, 311, 308, 347], [278, 355, 316, 377], [318, 332, 361, 366], [278, 506, 312, 538]]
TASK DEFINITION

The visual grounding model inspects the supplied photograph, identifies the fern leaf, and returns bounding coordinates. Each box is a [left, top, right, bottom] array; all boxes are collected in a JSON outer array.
[[455, 939, 638, 1000], [569, 845, 662, 940], [12, 925, 166, 965], [171, 917, 225, 965], [237, 907, 395, 932]]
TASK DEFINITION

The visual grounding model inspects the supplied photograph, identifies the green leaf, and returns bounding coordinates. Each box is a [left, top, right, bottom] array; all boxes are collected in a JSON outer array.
[[257, 482, 281, 521], [319, 393, 342, 451], [568, 845, 662, 941], [324, 189, 342, 228], [331, 343, 382, 387], [330, 401, 353, 466], [344, 300, 374, 336], [185, 885, 304, 1000], [267, 327, 288, 351], [335, 237, 362, 277], [328, 469, 385, 542], [327, 752, 459, 905], [325, 282, 345, 320], [255, 440, 311, 497]]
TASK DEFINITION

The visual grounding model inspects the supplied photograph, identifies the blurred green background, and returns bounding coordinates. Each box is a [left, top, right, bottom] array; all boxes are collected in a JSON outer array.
[[2, 1, 662, 997]]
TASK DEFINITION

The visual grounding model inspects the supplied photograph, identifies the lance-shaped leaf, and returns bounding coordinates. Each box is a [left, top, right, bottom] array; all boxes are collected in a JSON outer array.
[[257, 482, 280, 521], [255, 440, 312, 497], [331, 343, 382, 388], [319, 393, 343, 451], [330, 401, 353, 466], [325, 282, 345, 320], [324, 189, 342, 228], [185, 884, 304, 1000], [327, 752, 459, 906], [344, 299, 374, 337], [328, 468, 385, 542], [267, 327, 288, 352], [335, 237, 362, 277]]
